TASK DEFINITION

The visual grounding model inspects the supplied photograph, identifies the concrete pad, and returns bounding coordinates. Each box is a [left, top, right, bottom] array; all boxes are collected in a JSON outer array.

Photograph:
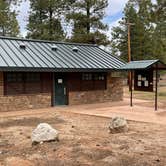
[[0, 98, 166, 125]]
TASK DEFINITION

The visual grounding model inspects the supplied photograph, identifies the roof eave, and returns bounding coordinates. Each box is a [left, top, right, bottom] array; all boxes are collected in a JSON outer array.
[[0, 67, 118, 72], [119, 59, 166, 71]]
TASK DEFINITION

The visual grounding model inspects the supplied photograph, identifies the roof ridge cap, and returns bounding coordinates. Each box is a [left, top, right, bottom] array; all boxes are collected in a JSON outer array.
[[0, 36, 97, 47]]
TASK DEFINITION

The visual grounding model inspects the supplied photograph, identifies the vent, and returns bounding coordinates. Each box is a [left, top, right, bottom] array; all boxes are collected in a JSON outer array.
[[72, 47, 78, 52], [19, 43, 26, 49], [51, 45, 58, 51]]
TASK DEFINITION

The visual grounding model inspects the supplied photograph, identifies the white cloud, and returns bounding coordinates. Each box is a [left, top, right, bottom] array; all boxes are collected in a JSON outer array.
[[107, 18, 122, 40], [106, 0, 128, 16], [106, 0, 157, 17], [15, 0, 127, 38], [151, 0, 157, 4], [12, 0, 30, 37]]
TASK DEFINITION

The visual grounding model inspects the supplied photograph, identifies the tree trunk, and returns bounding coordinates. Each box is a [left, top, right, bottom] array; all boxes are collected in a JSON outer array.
[[86, 1, 90, 34], [49, 6, 53, 38]]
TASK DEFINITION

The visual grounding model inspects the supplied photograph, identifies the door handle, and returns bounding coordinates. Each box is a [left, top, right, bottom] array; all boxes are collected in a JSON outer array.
[[64, 87, 66, 95]]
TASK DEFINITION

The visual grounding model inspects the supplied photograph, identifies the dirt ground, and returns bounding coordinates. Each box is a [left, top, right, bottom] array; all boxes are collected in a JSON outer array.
[[1, 110, 166, 166]]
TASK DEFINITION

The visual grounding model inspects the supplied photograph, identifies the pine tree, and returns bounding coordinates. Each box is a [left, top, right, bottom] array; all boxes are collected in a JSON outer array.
[[151, 0, 166, 62], [66, 0, 109, 45], [111, 0, 155, 61], [0, 0, 19, 36], [27, 0, 67, 40]]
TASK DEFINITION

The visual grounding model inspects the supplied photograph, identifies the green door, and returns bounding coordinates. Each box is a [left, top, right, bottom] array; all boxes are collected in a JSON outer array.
[[54, 74, 68, 105]]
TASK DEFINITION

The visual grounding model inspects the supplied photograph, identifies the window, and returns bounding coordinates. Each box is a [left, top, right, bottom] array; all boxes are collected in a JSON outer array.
[[82, 73, 92, 80], [5, 73, 24, 95], [26, 73, 40, 82], [6, 73, 23, 83], [4, 72, 52, 95], [25, 73, 41, 93], [69, 73, 106, 91], [82, 73, 105, 81], [81, 73, 93, 90], [94, 74, 105, 81]]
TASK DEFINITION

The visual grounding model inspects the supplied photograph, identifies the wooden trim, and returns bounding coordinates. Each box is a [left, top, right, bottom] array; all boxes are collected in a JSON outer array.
[[40, 73, 43, 93], [66, 73, 69, 105], [23, 72, 26, 94], [105, 73, 107, 89], [4, 72, 7, 96]]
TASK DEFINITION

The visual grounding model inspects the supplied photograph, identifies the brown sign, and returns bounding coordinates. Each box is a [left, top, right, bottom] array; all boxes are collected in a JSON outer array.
[[134, 69, 153, 92]]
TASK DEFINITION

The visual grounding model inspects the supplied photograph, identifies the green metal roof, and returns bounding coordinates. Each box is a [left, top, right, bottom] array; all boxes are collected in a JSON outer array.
[[0, 36, 125, 72], [119, 60, 166, 70]]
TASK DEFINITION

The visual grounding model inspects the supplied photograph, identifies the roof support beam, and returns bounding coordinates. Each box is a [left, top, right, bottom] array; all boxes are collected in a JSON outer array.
[[130, 71, 133, 107], [155, 64, 158, 111]]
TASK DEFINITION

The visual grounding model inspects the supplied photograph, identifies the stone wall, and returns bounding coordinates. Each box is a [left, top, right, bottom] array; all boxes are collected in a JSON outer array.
[[0, 93, 51, 111], [0, 93, 52, 112], [69, 73, 123, 105]]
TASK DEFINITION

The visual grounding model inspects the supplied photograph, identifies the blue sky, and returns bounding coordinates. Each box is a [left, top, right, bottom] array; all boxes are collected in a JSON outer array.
[[16, 0, 128, 38]]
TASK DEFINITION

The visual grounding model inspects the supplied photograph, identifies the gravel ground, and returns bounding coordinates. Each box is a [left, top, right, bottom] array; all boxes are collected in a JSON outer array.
[[0, 111, 166, 166]]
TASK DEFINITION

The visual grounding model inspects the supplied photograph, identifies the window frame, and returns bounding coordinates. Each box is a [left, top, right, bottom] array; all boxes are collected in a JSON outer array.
[[80, 72, 107, 91], [6, 72, 23, 83], [82, 73, 93, 81], [25, 72, 41, 83], [4, 72, 48, 96]]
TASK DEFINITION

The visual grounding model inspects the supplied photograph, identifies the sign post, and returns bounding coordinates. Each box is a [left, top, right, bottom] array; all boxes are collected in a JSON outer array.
[[133, 68, 158, 111], [155, 64, 158, 111], [130, 71, 133, 107]]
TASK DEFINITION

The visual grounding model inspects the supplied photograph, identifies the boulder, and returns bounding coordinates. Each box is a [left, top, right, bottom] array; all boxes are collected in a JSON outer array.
[[31, 123, 59, 144], [109, 117, 128, 133]]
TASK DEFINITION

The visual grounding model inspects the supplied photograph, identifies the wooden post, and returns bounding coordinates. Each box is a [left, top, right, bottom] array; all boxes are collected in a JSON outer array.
[[52, 73, 55, 107], [126, 21, 134, 91], [127, 21, 131, 63], [127, 21, 131, 91], [130, 71, 133, 107], [155, 64, 158, 111]]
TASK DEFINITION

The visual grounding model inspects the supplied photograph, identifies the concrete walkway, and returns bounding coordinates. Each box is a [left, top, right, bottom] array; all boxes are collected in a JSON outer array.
[[1, 98, 166, 125], [64, 99, 166, 125]]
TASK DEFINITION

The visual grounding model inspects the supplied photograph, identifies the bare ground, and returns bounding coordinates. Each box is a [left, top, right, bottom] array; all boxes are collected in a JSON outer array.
[[0, 111, 166, 166]]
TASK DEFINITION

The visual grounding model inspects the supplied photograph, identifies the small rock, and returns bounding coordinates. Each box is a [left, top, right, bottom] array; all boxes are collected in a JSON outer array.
[[31, 123, 59, 144], [156, 159, 160, 162], [102, 156, 118, 164], [109, 117, 128, 134]]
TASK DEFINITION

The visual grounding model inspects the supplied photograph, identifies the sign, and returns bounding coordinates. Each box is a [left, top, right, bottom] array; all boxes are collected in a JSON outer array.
[[58, 79, 63, 84], [134, 69, 153, 92]]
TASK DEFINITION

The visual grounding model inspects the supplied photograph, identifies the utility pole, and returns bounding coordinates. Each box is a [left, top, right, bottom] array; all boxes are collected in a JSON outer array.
[[126, 21, 133, 62], [125, 20, 134, 91]]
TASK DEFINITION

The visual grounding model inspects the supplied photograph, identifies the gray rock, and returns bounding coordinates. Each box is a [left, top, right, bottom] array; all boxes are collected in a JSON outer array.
[[31, 123, 59, 144], [102, 156, 119, 164], [109, 117, 128, 133]]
